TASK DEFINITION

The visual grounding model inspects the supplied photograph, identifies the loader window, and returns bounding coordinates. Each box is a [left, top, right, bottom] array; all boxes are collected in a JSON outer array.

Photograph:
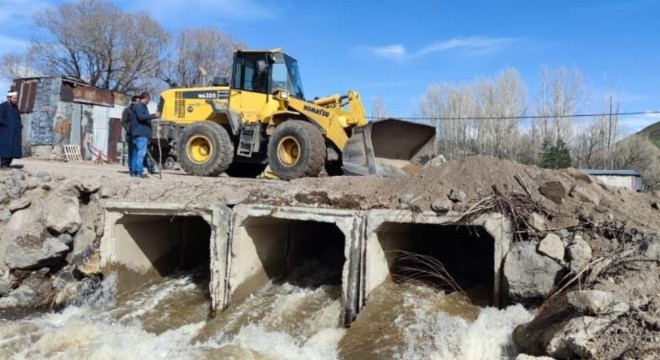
[[232, 51, 304, 99], [232, 53, 269, 94]]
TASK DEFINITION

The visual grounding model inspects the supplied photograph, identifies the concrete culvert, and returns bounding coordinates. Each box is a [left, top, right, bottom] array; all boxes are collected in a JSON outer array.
[[378, 223, 495, 306], [109, 215, 211, 293], [229, 217, 346, 301]]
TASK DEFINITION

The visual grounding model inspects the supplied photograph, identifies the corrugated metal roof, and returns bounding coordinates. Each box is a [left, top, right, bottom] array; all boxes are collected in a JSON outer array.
[[582, 169, 642, 177]]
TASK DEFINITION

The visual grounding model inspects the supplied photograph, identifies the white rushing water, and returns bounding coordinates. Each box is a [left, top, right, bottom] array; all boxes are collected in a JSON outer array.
[[0, 274, 533, 359]]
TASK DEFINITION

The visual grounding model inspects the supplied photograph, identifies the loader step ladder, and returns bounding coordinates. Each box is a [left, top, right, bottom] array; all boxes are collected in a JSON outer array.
[[236, 125, 261, 157]]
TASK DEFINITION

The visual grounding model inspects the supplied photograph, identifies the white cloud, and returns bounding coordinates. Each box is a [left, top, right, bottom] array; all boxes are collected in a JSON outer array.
[[369, 44, 407, 60], [364, 36, 516, 61]]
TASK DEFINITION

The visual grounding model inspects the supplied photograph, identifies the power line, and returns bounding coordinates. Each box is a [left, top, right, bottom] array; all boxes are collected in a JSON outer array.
[[367, 110, 660, 121]]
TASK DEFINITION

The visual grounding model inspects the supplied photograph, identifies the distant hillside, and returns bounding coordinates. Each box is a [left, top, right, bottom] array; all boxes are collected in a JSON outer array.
[[637, 121, 660, 148]]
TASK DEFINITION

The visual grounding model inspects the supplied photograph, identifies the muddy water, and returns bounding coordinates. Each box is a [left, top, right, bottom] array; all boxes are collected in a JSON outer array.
[[0, 273, 532, 359]]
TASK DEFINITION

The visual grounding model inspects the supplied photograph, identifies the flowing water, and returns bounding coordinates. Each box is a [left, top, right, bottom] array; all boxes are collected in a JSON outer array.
[[0, 270, 533, 359]]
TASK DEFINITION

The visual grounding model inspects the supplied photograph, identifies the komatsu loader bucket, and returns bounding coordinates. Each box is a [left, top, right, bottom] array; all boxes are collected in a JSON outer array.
[[341, 119, 436, 176]]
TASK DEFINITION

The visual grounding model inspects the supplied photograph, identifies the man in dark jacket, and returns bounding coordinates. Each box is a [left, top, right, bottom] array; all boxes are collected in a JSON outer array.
[[0, 91, 22, 168], [130, 92, 160, 177], [122, 95, 156, 175], [121, 95, 140, 169]]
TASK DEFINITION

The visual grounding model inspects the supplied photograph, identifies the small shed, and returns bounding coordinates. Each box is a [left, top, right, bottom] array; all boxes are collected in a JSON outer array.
[[582, 169, 643, 192], [11, 76, 129, 161]]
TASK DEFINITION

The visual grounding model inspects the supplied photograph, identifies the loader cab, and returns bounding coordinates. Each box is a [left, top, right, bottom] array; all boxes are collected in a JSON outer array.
[[231, 51, 305, 99]]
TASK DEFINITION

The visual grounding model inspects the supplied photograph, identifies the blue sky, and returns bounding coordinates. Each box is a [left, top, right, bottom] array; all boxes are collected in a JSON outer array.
[[1, 0, 659, 135]]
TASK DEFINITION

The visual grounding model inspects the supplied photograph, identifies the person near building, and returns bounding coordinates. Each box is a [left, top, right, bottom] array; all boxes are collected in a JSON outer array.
[[121, 95, 140, 169], [0, 91, 22, 169], [122, 95, 156, 175], [129, 92, 160, 178]]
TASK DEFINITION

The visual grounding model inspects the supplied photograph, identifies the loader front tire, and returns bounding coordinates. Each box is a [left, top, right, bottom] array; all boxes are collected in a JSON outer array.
[[178, 121, 234, 177], [268, 121, 326, 180]]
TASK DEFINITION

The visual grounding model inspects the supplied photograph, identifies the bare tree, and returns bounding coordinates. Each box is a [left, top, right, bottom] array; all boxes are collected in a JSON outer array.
[[572, 91, 621, 169], [0, 52, 39, 80], [614, 135, 660, 190], [371, 96, 389, 119], [534, 66, 584, 145], [419, 69, 525, 161], [27, 0, 169, 92], [163, 28, 244, 87]]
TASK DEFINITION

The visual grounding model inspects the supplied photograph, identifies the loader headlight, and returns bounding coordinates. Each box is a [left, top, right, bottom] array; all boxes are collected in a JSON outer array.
[[278, 90, 289, 100]]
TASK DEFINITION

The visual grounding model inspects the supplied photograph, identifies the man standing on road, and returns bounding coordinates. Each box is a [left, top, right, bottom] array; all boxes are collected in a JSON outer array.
[[130, 92, 160, 178], [121, 95, 140, 170], [0, 91, 22, 169]]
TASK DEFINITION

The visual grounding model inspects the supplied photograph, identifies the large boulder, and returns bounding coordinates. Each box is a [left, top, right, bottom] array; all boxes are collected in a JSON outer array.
[[504, 242, 565, 304], [538, 180, 568, 205], [2, 274, 55, 308], [44, 195, 81, 234], [0, 206, 46, 273], [5, 237, 69, 270]]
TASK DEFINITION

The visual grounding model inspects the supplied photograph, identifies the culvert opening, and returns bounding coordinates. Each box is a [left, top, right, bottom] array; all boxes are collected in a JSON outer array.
[[231, 217, 346, 300], [377, 223, 495, 306], [112, 215, 211, 293]]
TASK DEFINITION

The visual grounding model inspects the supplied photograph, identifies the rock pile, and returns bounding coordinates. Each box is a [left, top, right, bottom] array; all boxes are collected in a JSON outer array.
[[0, 169, 103, 310]]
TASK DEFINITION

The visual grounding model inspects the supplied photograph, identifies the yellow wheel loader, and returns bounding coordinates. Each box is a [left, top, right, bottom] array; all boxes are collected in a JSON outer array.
[[153, 49, 435, 180]]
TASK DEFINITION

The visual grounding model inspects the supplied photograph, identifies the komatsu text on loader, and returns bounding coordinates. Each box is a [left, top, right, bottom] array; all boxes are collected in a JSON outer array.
[[154, 49, 435, 180]]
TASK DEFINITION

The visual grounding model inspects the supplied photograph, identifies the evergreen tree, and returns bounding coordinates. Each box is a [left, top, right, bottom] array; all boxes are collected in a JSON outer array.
[[539, 137, 555, 168], [539, 137, 572, 169], [554, 138, 572, 168]]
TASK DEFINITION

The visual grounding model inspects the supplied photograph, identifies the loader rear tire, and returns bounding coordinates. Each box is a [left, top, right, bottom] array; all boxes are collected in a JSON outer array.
[[178, 121, 234, 177], [268, 121, 326, 180]]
